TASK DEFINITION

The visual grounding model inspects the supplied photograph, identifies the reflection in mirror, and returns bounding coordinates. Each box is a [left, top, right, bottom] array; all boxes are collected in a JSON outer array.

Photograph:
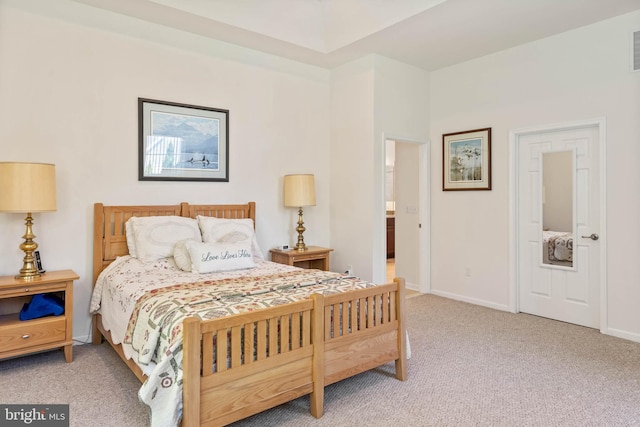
[[542, 151, 573, 267]]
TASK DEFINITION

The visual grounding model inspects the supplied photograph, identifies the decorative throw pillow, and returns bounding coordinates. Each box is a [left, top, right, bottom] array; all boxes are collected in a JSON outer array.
[[197, 216, 264, 260], [185, 240, 255, 273], [129, 216, 202, 262], [173, 239, 195, 272]]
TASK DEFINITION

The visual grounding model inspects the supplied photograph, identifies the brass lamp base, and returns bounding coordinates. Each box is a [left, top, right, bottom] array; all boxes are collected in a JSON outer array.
[[15, 212, 42, 281], [294, 207, 307, 252]]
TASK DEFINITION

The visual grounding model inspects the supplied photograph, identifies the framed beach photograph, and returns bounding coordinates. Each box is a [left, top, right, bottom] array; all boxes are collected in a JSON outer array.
[[442, 127, 491, 191], [138, 98, 229, 182]]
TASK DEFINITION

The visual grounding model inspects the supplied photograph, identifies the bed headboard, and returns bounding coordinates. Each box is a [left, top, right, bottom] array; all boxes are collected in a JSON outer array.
[[93, 202, 256, 285]]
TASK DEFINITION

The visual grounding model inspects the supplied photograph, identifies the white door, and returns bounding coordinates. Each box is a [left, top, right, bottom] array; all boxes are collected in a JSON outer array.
[[517, 124, 600, 328], [383, 137, 429, 293], [395, 141, 421, 287]]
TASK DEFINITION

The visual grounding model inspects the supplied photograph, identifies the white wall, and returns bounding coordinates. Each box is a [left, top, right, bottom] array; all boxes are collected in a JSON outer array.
[[430, 11, 640, 340], [329, 56, 376, 279], [0, 1, 331, 342], [372, 56, 430, 284], [329, 55, 429, 283]]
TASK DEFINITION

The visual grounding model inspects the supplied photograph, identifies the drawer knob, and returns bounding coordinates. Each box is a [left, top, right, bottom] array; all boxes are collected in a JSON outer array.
[[22, 334, 31, 339], [24, 288, 29, 292]]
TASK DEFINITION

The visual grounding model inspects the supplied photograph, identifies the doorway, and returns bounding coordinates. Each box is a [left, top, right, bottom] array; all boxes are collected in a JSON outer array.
[[511, 119, 607, 329], [384, 137, 429, 293]]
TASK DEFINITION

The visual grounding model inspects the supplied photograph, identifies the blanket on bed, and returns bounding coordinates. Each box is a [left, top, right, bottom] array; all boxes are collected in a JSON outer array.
[[104, 264, 374, 427], [546, 231, 573, 262]]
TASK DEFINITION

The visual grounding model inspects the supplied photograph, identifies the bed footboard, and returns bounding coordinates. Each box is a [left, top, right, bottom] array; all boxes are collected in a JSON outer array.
[[322, 277, 407, 386], [182, 296, 325, 427], [181, 278, 406, 427]]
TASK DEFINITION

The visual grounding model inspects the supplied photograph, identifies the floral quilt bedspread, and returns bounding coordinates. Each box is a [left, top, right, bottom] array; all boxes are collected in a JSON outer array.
[[91, 257, 374, 427]]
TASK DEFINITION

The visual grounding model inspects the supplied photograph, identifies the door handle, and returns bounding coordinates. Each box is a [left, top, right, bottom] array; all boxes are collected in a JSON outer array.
[[581, 233, 599, 241]]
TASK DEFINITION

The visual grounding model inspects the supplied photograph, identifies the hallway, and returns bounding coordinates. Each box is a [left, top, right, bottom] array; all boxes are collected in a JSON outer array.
[[387, 258, 419, 298]]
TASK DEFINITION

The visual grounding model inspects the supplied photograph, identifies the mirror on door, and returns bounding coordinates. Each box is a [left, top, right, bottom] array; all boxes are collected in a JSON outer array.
[[541, 150, 574, 268]]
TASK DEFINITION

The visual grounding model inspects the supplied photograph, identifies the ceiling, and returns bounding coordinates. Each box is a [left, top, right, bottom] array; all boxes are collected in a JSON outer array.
[[72, 0, 640, 70]]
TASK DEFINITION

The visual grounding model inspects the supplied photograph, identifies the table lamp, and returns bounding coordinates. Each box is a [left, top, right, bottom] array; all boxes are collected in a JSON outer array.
[[283, 174, 316, 251], [0, 162, 57, 280]]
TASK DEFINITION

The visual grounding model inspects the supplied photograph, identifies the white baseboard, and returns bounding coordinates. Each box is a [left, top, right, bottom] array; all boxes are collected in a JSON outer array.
[[430, 289, 511, 312], [431, 290, 640, 344], [602, 327, 640, 344], [405, 281, 420, 292], [72, 334, 93, 346]]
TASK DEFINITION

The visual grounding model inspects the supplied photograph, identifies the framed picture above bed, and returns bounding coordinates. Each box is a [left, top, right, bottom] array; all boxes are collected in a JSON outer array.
[[442, 127, 491, 191], [138, 98, 229, 182]]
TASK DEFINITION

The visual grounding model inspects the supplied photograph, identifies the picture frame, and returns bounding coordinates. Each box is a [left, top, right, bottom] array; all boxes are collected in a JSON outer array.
[[442, 127, 491, 191], [138, 98, 229, 182]]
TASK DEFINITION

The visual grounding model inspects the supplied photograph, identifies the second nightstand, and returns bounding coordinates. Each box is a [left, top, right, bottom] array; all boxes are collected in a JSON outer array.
[[270, 246, 333, 271]]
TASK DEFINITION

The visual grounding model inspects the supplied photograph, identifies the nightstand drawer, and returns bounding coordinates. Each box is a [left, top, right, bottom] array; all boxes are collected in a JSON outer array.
[[290, 253, 323, 262], [0, 316, 66, 352], [0, 282, 66, 298], [269, 246, 333, 271]]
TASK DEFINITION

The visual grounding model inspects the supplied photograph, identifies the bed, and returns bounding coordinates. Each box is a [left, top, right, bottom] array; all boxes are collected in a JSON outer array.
[[543, 230, 573, 266], [91, 201, 407, 427]]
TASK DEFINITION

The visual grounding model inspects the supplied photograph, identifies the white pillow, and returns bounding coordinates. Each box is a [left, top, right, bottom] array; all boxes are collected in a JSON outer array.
[[197, 216, 264, 261], [185, 240, 255, 273], [125, 219, 137, 258], [173, 239, 194, 272], [129, 216, 201, 262]]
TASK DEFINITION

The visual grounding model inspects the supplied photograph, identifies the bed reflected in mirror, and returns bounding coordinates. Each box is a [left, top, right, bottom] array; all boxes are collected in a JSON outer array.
[[542, 150, 574, 267]]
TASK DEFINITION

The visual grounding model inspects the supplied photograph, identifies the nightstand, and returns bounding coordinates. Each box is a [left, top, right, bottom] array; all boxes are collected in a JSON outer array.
[[0, 270, 78, 362], [270, 246, 333, 271]]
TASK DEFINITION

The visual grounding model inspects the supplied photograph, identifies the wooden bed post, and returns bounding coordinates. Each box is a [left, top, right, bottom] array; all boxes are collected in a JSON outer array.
[[247, 202, 256, 223], [310, 293, 325, 418], [394, 277, 408, 381], [182, 317, 201, 427], [179, 202, 189, 217], [92, 203, 105, 345]]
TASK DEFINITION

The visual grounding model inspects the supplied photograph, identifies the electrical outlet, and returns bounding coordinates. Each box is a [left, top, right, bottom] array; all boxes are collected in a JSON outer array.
[[345, 265, 353, 276]]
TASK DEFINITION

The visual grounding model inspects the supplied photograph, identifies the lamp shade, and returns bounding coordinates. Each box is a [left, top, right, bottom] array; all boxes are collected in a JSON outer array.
[[0, 162, 57, 212], [284, 174, 316, 207]]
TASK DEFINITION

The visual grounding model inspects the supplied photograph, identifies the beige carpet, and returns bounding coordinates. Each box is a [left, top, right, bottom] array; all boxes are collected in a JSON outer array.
[[1, 294, 639, 426]]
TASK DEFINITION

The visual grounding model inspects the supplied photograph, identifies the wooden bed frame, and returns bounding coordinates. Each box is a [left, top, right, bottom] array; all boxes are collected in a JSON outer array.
[[92, 201, 407, 427]]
